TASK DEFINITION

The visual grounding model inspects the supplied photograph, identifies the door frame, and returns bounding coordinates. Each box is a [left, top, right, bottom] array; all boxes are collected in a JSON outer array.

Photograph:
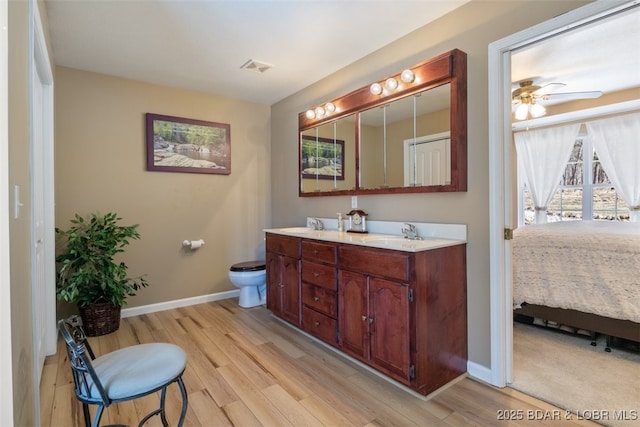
[[1, 0, 14, 424], [487, 0, 637, 387], [30, 2, 56, 425]]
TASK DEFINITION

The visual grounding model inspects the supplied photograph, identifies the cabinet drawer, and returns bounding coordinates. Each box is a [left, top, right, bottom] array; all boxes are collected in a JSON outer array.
[[301, 260, 336, 290], [302, 306, 337, 344], [302, 282, 336, 317], [339, 245, 410, 282], [266, 234, 300, 257], [302, 240, 337, 265]]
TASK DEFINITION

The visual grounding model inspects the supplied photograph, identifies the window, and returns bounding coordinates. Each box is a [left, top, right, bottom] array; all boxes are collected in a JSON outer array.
[[521, 137, 630, 224]]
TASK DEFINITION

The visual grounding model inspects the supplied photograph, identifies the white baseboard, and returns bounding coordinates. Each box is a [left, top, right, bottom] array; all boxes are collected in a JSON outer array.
[[121, 289, 240, 318], [467, 360, 494, 385]]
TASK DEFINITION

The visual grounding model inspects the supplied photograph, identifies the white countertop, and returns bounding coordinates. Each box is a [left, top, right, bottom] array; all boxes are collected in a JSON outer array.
[[264, 227, 466, 253]]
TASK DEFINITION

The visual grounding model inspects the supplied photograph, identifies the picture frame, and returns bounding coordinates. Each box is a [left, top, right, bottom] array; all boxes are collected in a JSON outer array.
[[301, 135, 345, 180], [146, 113, 231, 175]]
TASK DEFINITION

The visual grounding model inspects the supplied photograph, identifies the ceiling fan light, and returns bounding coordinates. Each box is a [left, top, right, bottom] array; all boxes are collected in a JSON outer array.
[[514, 103, 529, 121], [530, 103, 546, 118]]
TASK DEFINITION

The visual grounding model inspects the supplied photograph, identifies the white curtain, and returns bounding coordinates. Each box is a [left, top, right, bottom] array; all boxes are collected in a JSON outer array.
[[586, 111, 640, 222], [515, 123, 581, 223]]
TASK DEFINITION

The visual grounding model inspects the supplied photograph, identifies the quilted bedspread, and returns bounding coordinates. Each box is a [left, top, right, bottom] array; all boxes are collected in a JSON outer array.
[[512, 221, 640, 323]]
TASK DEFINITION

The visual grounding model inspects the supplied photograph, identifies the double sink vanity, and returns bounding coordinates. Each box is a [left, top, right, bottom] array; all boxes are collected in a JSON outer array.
[[270, 48, 470, 396], [265, 220, 467, 396]]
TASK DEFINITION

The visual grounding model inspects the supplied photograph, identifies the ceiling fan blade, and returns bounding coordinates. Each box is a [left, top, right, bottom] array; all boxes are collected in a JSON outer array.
[[532, 82, 566, 96], [541, 91, 603, 101]]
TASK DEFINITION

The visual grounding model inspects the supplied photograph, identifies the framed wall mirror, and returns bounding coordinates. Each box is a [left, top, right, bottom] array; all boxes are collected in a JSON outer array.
[[298, 49, 467, 196]]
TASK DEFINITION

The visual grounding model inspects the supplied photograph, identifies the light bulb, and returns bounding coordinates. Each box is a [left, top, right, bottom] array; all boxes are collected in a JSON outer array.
[[306, 110, 316, 119], [400, 69, 415, 83], [530, 103, 546, 118], [325, 102, 336, 114], [315, 107, 325, 117], [370, 82, 382, 95], [514, 103, 529, 121], [385, 78, 398, 91]]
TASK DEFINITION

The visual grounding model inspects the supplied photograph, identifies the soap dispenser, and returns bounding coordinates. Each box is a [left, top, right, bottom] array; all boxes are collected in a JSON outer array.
[[337, 213, 344, 232]]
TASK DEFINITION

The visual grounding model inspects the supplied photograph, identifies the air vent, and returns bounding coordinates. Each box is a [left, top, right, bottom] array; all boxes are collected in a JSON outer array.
[[240, 59, 272, 74]]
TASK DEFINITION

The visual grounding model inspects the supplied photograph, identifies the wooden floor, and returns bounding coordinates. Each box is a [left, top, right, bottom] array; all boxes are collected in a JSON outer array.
[[41, 300, 599, 427]]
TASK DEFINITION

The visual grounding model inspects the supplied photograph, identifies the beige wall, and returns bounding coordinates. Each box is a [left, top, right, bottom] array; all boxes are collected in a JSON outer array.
[[270, 0, 590, 368], [54, 68, 271, 309]]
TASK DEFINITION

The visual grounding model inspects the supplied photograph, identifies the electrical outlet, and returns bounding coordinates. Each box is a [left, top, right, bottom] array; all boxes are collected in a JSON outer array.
[[351, 196, 358, 208]]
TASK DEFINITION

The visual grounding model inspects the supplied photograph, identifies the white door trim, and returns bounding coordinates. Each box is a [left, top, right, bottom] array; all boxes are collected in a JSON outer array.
[[32, 0, 56, 357], [30, 2, 55, 425], [487, 0, 638, 387], [1, 0, 14, 424]]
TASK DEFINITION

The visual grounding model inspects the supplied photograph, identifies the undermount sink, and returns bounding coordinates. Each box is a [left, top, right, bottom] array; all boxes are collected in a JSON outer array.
[[277, 227, 315, 233], [361, 235, 408, 244]]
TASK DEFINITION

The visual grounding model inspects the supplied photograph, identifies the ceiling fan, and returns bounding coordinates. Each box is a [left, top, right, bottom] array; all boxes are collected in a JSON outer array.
[[511, 79, 603, 120]]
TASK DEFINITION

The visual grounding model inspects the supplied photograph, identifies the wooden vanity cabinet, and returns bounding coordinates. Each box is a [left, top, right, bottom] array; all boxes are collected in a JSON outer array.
[[265, 234, 301, 326], [338, 248, 411, 384], [300, 240, 338, 344], [338, 243, 467, 395], [265, 232, 467, 396]]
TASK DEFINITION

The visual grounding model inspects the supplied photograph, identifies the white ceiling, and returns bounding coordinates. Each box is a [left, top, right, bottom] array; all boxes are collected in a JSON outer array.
[[44, 1, 640, 108], [511, 6, 640, 105], [44, 0, 470, 105]]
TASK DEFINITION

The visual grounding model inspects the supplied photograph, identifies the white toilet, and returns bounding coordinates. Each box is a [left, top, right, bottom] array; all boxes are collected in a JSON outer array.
[[228, 260, 267, 308]]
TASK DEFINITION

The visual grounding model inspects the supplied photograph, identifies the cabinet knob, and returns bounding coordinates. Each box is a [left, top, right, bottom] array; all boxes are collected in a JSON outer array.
[[313, 250, 319, 255], [313, 296, 320, 302], [313, 272, 320, 278], [362, 315, 367, 321], [314, 321, 320, 327], [368, 317, 374, 324]]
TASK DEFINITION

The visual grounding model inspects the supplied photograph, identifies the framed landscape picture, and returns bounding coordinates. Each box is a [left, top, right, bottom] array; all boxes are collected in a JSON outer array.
[[146, 113, 231, 175], [301, 135, 344, 180]]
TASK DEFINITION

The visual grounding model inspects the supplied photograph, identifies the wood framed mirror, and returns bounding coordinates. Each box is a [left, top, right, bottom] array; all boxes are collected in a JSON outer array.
[[298, 49, 467, 196]]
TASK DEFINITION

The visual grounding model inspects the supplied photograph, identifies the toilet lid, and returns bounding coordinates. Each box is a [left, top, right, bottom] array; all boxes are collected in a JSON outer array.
[[230, 260, 266, 272]]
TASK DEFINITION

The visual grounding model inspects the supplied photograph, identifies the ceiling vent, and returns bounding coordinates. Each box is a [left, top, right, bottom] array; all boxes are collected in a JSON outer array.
[[240, 59, 272, 74]]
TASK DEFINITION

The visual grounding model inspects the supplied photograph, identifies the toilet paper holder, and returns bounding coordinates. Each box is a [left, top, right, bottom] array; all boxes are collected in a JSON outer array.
[[182, 239, 205, 249]]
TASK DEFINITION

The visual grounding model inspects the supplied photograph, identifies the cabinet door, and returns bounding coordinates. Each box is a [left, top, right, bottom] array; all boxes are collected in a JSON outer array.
[[369, 277, 411, 381], [280, 255, 301, 325], [338, 270, 369, 360], [266, 251, 282, 315]]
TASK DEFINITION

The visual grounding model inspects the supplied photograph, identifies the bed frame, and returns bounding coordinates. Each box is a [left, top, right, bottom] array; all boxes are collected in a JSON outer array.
[[514, 303, 640, 350]]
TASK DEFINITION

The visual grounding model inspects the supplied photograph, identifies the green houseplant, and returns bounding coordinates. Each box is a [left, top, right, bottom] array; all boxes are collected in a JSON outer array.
[[56, 212, 149, 336]]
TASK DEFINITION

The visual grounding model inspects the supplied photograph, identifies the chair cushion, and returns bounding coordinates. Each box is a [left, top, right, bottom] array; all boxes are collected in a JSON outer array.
[[83, 343, 187, 401]]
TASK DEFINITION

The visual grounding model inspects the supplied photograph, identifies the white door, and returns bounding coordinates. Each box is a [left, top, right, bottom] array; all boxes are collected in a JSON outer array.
[[403, 132, 451, 186], [31, 5, 56, 426], [31, 58, 46, 380]]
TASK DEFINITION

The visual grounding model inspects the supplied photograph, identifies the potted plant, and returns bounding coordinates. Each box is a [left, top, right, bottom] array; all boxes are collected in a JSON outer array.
[[55, 212, 149, 336]]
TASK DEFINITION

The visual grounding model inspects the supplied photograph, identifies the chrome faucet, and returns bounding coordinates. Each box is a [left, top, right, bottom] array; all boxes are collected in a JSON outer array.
[[401, 223, 422, 240], [309, 218, 324, 231]]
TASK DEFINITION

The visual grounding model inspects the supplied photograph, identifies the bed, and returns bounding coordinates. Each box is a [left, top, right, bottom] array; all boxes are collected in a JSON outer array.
[[512, 221, 640, 345]]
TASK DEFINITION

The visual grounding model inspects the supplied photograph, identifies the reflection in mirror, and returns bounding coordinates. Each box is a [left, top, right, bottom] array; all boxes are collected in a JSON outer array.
[[359, 84, 451, 190], [300, 114, 356, 193]]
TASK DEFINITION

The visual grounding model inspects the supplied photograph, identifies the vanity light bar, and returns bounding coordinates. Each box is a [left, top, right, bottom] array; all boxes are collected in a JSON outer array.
[[305, 69, 416, 122], [305, 102, 337, 120], [370, 69, 415, 96]]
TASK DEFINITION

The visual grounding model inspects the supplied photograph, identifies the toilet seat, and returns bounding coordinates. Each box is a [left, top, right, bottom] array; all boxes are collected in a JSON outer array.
[[230, 261, 266, 272]]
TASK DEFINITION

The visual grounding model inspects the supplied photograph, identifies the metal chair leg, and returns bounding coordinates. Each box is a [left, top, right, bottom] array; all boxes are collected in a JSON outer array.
[[82, 403, 91, 427], [160, 385, 169, 426], [177, 376, 188, 427], [92, 405, 105, 427]]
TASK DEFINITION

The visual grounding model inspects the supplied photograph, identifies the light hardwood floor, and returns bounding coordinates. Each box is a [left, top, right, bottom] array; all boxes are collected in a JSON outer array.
[[41, 300, 599, 427]]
